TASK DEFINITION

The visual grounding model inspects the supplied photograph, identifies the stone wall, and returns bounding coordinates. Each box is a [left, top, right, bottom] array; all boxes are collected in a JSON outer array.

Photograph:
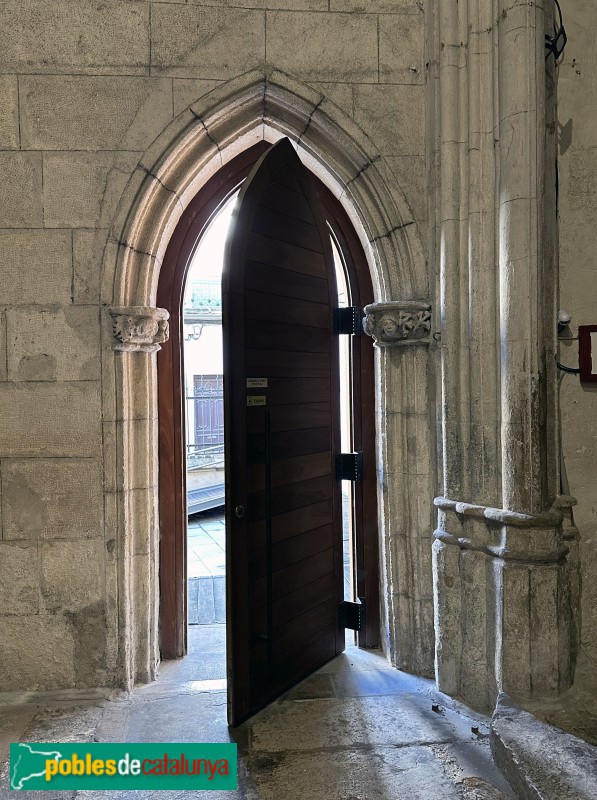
[[0, 0, 429, 690], [557, 0, 597, 673]]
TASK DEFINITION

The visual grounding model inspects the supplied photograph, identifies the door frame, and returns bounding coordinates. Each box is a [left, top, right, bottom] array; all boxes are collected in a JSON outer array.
[[157, 142, 379, 660]]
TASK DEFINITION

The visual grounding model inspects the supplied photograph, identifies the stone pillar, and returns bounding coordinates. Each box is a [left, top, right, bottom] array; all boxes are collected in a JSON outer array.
[[430, 0, 573, 710], [498, 0, 547, 514], [430, 0, 502, 710], [362, 300, 434, 676], [494, 0, 570, 702], [109, 306, 169, 686]]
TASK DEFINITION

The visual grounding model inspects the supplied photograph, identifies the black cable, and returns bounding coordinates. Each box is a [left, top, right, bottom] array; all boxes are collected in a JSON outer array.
[[557, 361, 581, 374]]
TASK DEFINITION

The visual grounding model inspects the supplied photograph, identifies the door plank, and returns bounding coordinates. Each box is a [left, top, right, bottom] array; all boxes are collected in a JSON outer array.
[[251, 573, 335, 632], [245, 260, 329, 303], [249, 523, 334, 578], [245, 403, 331, 434], [260, 181, 315, 224], [253, 206, 322, 253], [251, 548, 335, 606], [249, 602, 336, 684], [247, 474, 333, 522], [271, 165, 304, 193], [247, 426, 331, 463], [248, 233, 326, 278], [273, 600, 336, 653], [244, 290, 330, 329], [245, 318, 330, 354], [247, 499, 333, 550], [246, 349, 330, 377], [247, 451, 331, 493]]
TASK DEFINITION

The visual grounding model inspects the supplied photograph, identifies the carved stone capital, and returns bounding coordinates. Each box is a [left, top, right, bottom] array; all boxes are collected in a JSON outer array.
[[363, 301, 432, 347], [110, 306, 170, 353]]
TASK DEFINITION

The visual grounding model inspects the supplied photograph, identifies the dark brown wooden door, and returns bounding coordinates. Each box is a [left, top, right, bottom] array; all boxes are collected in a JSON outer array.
[[223, 138, 344, 725]]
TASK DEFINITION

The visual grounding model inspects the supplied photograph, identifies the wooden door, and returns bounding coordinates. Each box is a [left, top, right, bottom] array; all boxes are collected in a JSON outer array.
[[223, 138, 344, 725]]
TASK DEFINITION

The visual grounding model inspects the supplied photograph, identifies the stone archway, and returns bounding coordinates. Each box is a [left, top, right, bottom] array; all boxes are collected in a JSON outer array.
[[100, 69, 434, 688]]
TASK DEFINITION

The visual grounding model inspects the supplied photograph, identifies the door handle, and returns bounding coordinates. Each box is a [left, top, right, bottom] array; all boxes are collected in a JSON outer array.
[[235, 504, 245, 519]]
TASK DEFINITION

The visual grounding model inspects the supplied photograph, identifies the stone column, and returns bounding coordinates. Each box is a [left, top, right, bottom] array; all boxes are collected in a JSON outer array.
[[430, 0, 573, 710], [498, 0, 546, 513], [430, 0, 503, 710], [362, 301, 434, 676], [109, 306, 169, 685], [494, 0, 570, 702]]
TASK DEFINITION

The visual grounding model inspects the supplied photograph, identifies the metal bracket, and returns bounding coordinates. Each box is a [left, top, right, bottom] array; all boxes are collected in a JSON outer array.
[[545, 0, 566, 61], [335, 452, 363, 482], [545, 28, 567, 60], [339, 599, 365, 632], [334, 306, 361, 335]]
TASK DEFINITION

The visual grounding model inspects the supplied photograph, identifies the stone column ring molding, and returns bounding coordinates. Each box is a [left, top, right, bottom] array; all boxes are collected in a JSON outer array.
[[363, 300, 432, 347], [109, 306, 170, 353], [434, 496, 563, 529], [433, 496, 569, 564]]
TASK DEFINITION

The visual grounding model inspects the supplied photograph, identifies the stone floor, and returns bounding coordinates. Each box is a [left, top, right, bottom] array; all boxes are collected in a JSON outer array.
[[188, 513, 226, 624], [0, 626, 515, 799], [188, 514, 226, 579]]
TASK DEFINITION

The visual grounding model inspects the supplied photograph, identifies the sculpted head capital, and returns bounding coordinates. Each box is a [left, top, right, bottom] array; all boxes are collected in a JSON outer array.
[[363, 301, 432, 347]]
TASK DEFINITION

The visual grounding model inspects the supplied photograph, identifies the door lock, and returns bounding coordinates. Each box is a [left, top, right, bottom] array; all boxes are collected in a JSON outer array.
[[235, 505, 245, 519]]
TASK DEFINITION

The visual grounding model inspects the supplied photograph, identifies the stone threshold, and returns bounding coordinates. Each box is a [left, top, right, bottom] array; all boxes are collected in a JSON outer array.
[[491, 693, 597, 800]]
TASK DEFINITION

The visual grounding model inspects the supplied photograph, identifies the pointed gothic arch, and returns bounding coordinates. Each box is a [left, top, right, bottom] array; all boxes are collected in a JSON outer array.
[[106, 69, 426, 310], [100, 70, 434, 688]]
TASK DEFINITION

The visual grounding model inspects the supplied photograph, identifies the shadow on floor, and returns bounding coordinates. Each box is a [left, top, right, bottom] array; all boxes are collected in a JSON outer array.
[[0, 626, 515, 799]]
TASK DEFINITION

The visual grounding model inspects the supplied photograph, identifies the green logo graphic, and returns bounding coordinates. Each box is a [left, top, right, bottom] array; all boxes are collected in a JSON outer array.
[[10, 742, 237, 791]]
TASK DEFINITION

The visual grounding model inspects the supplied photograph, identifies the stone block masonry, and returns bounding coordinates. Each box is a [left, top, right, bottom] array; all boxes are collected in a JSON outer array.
[[0, 0, 429, 695], [0, 0, 150, 75], [20, 77, 173, 152], [266, 11, 378, 82], [0, 153, 42, 227], [2, 459, 103, 540], [0, 75, 19, 148], [0, 384, 101, 458], [1, 231, 72, 304], [150, 6, 265, 80], [6, 307, 101, 382]]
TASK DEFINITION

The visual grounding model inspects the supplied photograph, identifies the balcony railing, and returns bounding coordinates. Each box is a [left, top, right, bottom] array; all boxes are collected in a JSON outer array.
[[186, 442, 225, 470], [184, 280, 222, 323]]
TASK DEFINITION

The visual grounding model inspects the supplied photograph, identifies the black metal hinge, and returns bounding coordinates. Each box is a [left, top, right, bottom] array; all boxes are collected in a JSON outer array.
[[339, 599, 365, 632], [334, 306, 361, 335], [335, 452, 363, 482]]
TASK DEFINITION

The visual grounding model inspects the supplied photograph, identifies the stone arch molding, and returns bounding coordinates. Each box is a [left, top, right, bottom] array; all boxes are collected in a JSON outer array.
[[104, 68, 426, 309], [102, 68, 434, 688]]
